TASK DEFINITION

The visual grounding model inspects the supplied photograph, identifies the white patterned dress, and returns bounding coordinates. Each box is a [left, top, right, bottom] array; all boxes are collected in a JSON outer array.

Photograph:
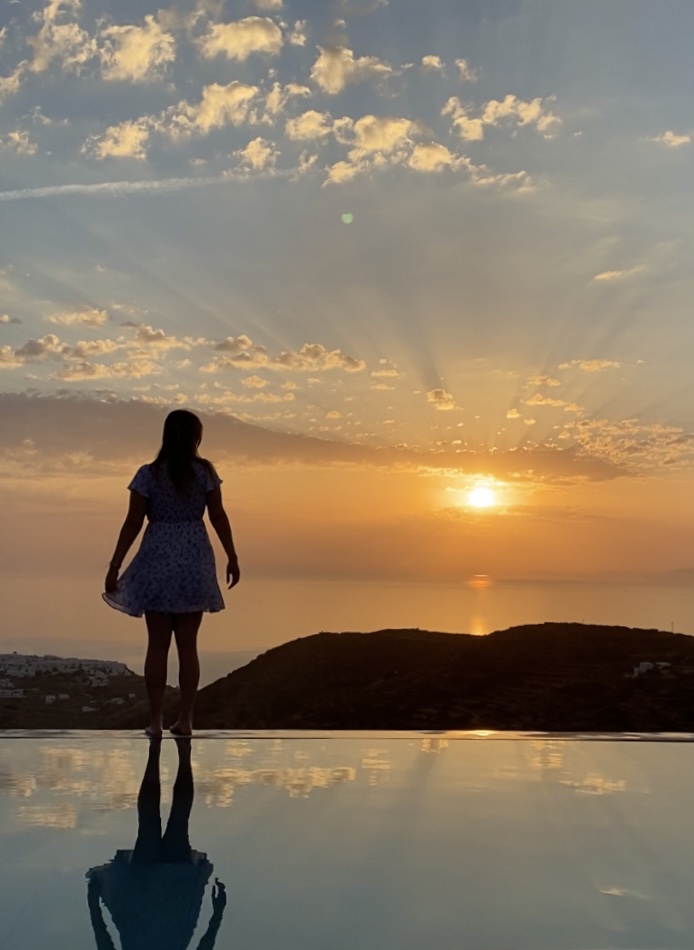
[[103, 460, 225, 616]]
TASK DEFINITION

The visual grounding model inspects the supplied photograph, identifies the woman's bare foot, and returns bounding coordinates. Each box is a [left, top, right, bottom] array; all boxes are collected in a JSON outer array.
[[169, 721, 193, 737]]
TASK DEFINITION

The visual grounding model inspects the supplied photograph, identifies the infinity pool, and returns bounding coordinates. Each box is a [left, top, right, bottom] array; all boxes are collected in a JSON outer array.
[[0, 731, 692, 949]]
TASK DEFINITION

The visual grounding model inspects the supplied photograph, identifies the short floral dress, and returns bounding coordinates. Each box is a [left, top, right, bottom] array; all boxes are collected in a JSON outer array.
[[103, 460, 225, 616]]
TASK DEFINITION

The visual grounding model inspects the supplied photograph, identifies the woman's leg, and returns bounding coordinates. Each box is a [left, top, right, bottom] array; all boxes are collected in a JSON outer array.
[[144, 611, 173, 735], [132, 738, 163, 863], [170, 611, 203, 734], [161, 738, 194, 861]]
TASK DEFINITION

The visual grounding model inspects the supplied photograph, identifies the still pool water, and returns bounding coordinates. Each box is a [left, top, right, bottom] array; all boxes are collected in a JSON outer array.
[[0, 731, 692, 949]]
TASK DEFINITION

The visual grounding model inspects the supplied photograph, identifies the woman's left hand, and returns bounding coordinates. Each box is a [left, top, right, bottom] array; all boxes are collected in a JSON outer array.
[[104, 565, 119, 594]]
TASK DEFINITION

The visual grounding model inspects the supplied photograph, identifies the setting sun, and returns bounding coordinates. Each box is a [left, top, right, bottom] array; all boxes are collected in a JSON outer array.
[[467, 487, 496, 508]]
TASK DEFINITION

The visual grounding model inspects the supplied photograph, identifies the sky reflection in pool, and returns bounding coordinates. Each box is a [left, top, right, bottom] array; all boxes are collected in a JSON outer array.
[[0, 733, 692, 949]]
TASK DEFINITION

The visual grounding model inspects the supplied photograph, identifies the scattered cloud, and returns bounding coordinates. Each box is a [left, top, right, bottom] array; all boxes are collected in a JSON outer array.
[[528, 375, 560, 387], [0, 131, 37, 156], [285, 109, 333, 141], [241, 375, 269, 389], [54, 358, 162, 381], [427, 388, 457, 411], [288, 20, 308, 46], [559, 360, 621, 372], [443, 94, 561, 141], [455, 58, 477, 82], [253, 0, 283, 9], [166, 82, 259, 137], [203, 336, 366, 373], [525, 393, 583, 412], [83, 119, 151, 160], [646, 130, 691, 148], [198, 16, 283, 62], [46, 309, 110, 328], [233, 136, 279, 170], [263, 81, 311, 118], [408, 141, 469, 173], [0, 63, 27, 104], [99, 15, 176, 82], [506, 408, 521, 419], [27, 0, 96, 75], [593, 267, 643, 281], [420, 55, 443, 75], [0, 314, 21, 325], [310, 46, 393, 95]]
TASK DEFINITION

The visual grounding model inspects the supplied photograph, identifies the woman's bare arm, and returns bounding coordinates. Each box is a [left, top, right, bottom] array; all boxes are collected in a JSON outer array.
[[104, 492, 147, 592], [206, 487, 240, 588]]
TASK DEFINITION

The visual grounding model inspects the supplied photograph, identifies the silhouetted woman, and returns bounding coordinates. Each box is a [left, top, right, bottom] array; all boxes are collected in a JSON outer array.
[[87, 738, 227, 949], [103, 410, 240, 736]]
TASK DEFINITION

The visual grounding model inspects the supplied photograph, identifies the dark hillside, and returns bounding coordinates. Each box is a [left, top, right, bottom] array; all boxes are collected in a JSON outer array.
[[116, 623, 693, 731]]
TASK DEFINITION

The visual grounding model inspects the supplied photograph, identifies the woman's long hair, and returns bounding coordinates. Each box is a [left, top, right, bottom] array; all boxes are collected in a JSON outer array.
[[151, 410, 216, 493]]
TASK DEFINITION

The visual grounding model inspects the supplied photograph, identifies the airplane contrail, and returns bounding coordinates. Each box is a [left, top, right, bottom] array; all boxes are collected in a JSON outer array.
[[0, 169, 290, 202]]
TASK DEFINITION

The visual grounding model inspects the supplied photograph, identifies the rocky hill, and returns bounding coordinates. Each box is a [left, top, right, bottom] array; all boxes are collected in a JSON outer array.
[[115, 622, 694, 732]]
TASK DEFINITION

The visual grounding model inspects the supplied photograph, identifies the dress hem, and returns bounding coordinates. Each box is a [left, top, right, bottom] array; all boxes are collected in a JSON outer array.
[[102, 593, 224, 617]]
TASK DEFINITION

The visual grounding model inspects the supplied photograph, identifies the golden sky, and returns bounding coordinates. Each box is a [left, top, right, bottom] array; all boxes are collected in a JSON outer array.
[[0, 0, 692, 650]]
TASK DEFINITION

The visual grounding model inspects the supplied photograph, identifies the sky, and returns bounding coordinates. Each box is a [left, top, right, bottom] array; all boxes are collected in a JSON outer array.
[[0, 0, 693, 655]]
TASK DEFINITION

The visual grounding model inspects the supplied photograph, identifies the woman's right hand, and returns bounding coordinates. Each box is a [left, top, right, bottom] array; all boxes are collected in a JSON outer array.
[[226, 559, 240, 589]]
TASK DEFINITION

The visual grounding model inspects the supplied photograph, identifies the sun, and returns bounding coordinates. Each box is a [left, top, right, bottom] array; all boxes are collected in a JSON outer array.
[[467, 486, 496, 508]]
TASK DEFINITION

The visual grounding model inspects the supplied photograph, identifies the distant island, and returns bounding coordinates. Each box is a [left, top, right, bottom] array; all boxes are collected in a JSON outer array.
[[1, 624, 693, 732]]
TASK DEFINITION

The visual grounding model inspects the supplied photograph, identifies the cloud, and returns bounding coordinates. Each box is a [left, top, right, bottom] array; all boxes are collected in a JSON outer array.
[[441, 98, 485, 142], [198, 16, 283, 62], [455, 58, 477, 82], [527, 375, 560, 387], [130, 325, 194, 352], [46, 309, 109, 328], [288, 20, 308, 46], [263, 81, 311, 117], [203, 336, 366, 373], [559, 360, 621, 372], [166, 82, 259, 137], [99, 15, 176, 82], [28, 0, 97, 74], [646, 130, 691, 148], [0, 314, 21, 325], [233, 136, 279, 171], [54, 358, 161, 381], [349, 115, 417, 155], [253, 0, 283, 9], [593, 267, 643, 281], [241, 375, 269, 389], [0, 131, 37, 156], [408, 142, 468, 173], [567, 417, 694, 471], [324, 115, 420, 184], [481, 94, 561, 136], [83, 119, 151, 160], [420, 55, 443, 75], [443, 94, 560, 141], [0, 63, 27, 104], [285, 110, 332, 140], [427, 388, 457, 411], [310, 46, 393, 94], [524, 394, 583, 413], [0, 391, 628, 483], [506, 408, 520, 419]]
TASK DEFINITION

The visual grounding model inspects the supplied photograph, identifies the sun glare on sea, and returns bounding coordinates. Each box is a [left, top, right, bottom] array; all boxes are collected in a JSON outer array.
[[467, 487, 496, 508]]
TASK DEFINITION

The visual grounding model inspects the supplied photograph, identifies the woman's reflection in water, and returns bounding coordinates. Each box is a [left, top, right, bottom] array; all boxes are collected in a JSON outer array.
[[86, 738, 226, 950]]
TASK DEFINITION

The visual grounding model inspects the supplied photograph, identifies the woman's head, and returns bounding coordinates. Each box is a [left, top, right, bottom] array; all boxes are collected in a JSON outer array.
[[160, 410, 203, 457], [153, 410, 205, 491]]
